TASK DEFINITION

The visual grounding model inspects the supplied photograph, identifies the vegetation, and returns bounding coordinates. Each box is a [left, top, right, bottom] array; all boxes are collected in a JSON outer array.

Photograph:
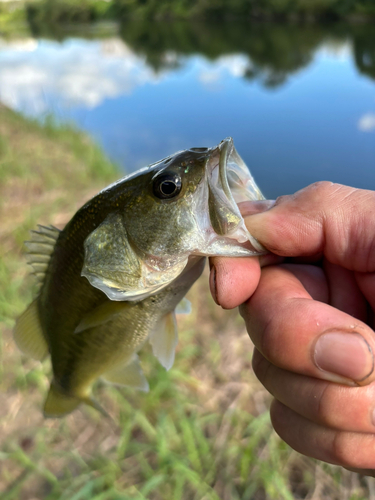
[[0, 1, 29, 36], [117, 21, 375, 84], [22, 0, 375, 24], [118, 20, 325, 84], [25, 0, 114, 29], [0, 107, 374, 498], [112, 0, 375, 21]]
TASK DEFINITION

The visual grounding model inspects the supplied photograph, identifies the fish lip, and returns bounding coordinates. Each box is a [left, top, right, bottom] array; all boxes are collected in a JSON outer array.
[[205, 138, 232, 190], [205, 138, 245, 234], [217, 137, 234, 202], [211, 137, 264, 204], [204, 137, 266, 250]]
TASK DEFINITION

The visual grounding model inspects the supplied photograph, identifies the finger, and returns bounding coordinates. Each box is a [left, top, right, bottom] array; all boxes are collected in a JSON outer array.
[[324, 260, 368, 322], [209, 253, 282, 309], [237, 199, 276, 216], [208, 200, 282, 309], [270, 400, 375, 471], [279, 263, 329, 302], [253, 349, 375, 433], [241, 264, 375, 385], [344, 467, 375, 478], [242, 182, 375, 272], [209, 257, 261, 309]]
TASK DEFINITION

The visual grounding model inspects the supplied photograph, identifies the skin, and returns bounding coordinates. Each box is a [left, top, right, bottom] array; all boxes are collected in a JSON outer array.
[[209, 182, 375, 476]]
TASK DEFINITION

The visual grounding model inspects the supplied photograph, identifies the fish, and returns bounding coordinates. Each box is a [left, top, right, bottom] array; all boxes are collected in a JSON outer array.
[[13, 137, 265, 417]]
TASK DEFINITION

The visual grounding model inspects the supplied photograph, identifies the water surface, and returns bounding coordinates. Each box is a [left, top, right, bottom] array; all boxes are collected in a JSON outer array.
[[0, 22, 374, 198]]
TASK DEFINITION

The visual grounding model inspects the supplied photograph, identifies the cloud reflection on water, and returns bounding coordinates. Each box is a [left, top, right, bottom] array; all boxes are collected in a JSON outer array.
[[358, 113, 375, 132], [0, 38, 168, 114], [0, 38, 299, 115], [0, 37, 262, 116]]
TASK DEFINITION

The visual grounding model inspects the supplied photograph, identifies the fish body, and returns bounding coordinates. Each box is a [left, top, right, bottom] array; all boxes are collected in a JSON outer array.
[[14, 138, 265, 417]]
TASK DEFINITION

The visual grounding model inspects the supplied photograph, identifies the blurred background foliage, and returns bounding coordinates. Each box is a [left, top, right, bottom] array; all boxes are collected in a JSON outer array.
[[19, 0, 375, 23]]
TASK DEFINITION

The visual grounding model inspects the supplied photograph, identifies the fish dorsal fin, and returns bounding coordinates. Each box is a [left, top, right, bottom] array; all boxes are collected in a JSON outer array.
[[102, 354, 149, 392], [74, 300, 131, 334], [13, 299, 48, 361], [25, 225, 60, 283], [149, 311, 178, 371], [82, 212, 187, 301], [175, 297, 192, 315]]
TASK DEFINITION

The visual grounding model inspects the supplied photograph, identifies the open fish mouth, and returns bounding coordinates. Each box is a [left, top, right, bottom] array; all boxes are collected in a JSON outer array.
[[205, 137, 265, 251]]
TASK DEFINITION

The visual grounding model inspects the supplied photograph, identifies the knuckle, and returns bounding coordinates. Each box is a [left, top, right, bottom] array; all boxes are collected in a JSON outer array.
[[314, 383, 352, 428], [316, 385, 372, 432], [259, 314, 277, 363], [273, 194, 291, 207], [330, 431, 362, 466], [252, 350, 272, 386], [331, 432, 375, 469], [330, 433, 361, 467], [308, 180, 335, 193], [314, 383, 333, 424], [294, 181, 336, 202]]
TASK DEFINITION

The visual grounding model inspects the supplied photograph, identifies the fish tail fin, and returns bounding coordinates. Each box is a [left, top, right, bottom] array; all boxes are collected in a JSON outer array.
[[43, 382, 110, 419]]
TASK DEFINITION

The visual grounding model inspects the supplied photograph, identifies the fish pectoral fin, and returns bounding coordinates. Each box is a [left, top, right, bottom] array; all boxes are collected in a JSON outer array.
[[13, 299, 48, 361], [102, 355, 149, 392], [149, 311, 178, 371], [74, 300, 131, 333], [44, 382, 109, 418], [175, 297, 192, 315]]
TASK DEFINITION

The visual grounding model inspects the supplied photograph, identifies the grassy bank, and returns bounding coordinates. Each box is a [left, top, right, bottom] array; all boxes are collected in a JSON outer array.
[[0, 106, 372, 499]]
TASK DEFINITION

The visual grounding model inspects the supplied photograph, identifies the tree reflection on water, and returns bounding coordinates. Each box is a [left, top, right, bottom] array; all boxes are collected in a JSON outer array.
[[26, 18, 375, 88], [117, 21, 375, 87]]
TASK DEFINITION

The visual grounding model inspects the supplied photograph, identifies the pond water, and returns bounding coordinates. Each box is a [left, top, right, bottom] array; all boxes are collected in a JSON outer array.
[[0, 22, 374, 198]]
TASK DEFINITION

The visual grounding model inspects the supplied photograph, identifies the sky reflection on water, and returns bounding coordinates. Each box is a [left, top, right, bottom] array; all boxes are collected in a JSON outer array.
[[0, 30, 374, 199]]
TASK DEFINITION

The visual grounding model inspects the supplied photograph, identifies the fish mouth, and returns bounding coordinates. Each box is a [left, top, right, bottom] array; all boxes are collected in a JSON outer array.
[[205, 137, 265, 250]]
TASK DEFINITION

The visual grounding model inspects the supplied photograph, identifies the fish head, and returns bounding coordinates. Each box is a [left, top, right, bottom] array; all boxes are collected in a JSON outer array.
[[82, 137, 266, 300]]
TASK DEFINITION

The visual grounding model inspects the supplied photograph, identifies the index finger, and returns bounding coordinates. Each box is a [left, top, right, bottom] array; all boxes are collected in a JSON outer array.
[[244, 182, 375, 273]]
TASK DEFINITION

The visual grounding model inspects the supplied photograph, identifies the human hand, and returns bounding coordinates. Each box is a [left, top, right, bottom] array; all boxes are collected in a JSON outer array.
[[209, 182, 375, 475]]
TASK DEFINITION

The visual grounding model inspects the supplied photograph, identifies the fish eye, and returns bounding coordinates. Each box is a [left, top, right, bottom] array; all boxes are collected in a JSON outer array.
[[153, 172, 182, 199]]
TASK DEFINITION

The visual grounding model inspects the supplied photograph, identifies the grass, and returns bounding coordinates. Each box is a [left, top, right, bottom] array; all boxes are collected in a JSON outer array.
[[0, 104, 374, 499]]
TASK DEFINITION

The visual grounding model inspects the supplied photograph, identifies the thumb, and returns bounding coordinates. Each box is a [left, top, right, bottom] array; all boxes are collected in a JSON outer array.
[[245, 182, 375, 273]]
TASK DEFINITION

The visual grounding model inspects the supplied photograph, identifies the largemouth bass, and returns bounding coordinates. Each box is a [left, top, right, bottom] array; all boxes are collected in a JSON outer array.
[[14, 137, 265, 417]]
